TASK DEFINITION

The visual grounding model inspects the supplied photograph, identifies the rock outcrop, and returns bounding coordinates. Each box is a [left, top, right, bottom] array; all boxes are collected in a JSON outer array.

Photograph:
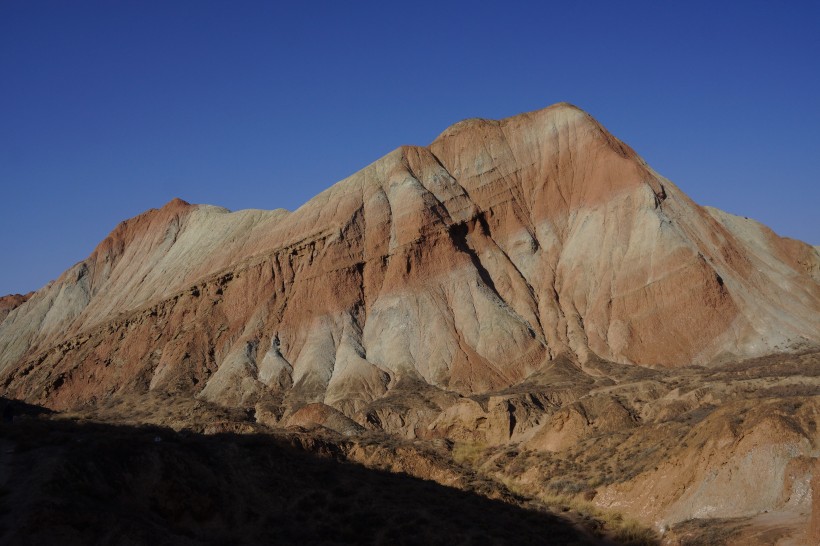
[[0, 293, 32, 322]]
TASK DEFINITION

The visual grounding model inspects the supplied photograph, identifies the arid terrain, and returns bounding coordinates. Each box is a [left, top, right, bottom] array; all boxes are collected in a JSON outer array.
[[1, 103, 818, 544]]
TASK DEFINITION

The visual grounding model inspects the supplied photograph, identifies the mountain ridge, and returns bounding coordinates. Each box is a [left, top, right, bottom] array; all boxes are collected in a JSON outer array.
[[1, 103, 818, 406], [1, 102, 819, 540]]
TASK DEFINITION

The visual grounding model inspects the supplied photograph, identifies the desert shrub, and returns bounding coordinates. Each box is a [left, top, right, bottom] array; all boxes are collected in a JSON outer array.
[[548, 479, 585, 495], [452, 441, 486, 467], [609, 517, 659, 545]]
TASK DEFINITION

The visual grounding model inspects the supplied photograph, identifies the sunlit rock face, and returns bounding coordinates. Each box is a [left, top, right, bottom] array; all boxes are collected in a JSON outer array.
[[0, 102, 818, 416]]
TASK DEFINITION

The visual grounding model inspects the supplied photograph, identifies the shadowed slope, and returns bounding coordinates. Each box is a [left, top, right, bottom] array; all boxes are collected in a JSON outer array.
[[0, 401, 623, 546]]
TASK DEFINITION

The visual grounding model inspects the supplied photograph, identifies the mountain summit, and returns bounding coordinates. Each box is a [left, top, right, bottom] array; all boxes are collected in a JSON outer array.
[[1, 103, 818, 411], [1, 103, 819, 541]]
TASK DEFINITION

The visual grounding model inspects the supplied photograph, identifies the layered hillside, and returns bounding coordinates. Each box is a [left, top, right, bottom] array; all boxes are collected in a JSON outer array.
[[1, 102, 819, 541], [1, 103, 817, 412]]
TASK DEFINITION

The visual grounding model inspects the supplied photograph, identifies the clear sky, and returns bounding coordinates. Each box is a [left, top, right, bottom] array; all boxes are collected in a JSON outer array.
[[2, 1, 818, 295]]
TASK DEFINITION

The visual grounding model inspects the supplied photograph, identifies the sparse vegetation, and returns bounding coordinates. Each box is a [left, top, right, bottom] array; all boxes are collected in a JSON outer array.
[[452, 441, 486, 467], [497, 477, 659, 545], [3, 350, 816, 544], [0, 410, 605, 545], [668, 516, 750, 545]]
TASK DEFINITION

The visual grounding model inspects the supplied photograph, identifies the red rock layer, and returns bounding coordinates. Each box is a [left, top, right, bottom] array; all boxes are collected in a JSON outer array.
[[0, 103, 817, 413]]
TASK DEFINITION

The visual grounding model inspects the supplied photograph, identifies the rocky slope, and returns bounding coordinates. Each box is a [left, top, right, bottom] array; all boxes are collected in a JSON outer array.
[[469, 350, 819, 544], [1, 103, 817, 406], [0, 401, 608, 546], [0, 293, 31, 322], [1, 102, 818, 543]]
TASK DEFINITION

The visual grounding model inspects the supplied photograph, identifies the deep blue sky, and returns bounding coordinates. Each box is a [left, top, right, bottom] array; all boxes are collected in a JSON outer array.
[[2, 1, 818, 295]]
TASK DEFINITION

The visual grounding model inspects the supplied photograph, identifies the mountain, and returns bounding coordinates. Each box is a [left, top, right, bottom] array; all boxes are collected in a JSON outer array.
[[1, 103, 818, 542], [1, 103, 817, 406]]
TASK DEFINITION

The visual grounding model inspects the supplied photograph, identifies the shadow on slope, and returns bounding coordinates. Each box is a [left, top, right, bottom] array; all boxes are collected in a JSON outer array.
[[0, 398, 626, 546]]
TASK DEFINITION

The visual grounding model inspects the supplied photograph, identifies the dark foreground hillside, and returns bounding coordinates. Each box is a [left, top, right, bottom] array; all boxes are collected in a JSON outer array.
[[0, 400, 617, 546]]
